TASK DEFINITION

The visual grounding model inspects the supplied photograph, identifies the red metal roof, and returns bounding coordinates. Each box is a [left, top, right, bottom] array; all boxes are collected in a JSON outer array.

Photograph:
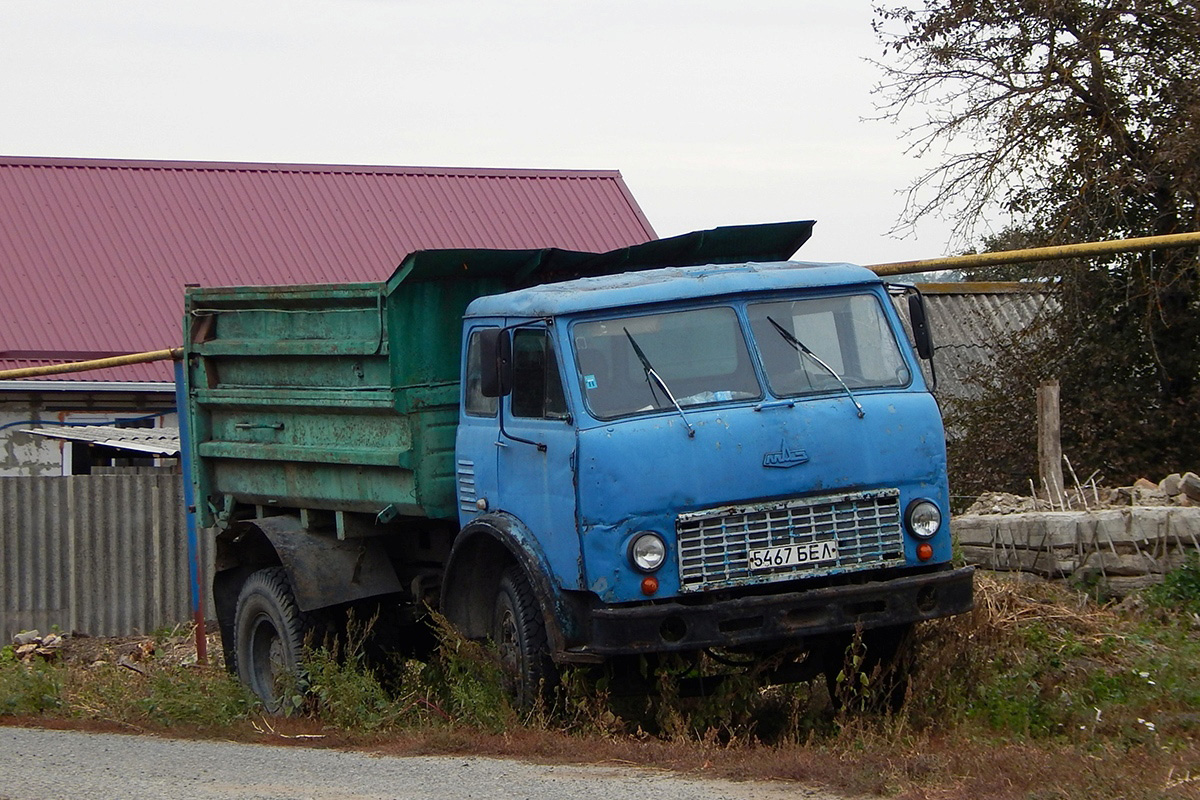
[[0, 156, 656, 384]]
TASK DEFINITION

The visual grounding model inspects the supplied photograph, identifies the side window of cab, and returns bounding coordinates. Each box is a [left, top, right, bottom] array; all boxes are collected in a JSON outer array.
[[464, 329, 498, 417], [511, 329, 569, 420]]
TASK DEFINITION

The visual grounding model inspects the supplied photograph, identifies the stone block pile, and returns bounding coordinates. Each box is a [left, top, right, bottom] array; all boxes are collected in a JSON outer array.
[[8, 629, 65, 663]]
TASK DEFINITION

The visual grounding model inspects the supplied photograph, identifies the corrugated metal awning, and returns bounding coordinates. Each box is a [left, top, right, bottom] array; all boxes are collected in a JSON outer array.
[[903, 282, 1058, 400], [22, 426, 181, 456]]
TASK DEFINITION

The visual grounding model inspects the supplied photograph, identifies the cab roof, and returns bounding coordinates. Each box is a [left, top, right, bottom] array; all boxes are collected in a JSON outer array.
[[464, 260, 883, 318]]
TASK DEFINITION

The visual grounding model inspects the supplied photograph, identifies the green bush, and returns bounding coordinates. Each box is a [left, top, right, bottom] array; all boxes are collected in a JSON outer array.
[[0, 658, 63, 715], [1145, 554, 1200, 616], [293, 647, 404, 731]]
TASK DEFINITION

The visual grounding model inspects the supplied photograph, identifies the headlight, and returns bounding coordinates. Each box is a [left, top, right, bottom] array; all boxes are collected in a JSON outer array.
[[905, 499, 942, 539], [629, 532, 667, 572]]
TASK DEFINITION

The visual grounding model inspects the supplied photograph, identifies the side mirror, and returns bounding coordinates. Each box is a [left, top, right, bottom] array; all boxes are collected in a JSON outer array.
[[907, 293, 934, 360], [479, 328, 513, 397]]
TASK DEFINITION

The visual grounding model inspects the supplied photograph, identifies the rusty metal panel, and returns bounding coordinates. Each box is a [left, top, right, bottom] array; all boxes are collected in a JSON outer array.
[[0, 474, 214, 640]]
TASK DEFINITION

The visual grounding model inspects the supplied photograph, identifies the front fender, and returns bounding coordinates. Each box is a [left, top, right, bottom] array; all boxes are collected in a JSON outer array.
[[442, 512, 579, 657]]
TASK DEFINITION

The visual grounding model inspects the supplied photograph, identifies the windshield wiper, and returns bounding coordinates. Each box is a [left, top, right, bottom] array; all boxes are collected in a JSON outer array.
[[623, 328, 696, 438], [766, 316, 865, 418]]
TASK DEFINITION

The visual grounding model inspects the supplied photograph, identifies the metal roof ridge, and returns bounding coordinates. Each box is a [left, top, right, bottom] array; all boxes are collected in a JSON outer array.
[[0, 155, 625, 179]]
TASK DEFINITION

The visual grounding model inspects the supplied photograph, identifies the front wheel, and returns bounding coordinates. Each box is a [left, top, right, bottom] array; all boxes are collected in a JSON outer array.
[[491, 566, 556, 707], [233, 567, 306, 712]]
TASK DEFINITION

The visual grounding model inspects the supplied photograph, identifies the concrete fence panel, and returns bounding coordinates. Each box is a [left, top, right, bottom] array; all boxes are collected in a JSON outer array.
[[954, 506, 1200, 595], [0, 475, 214, 641]]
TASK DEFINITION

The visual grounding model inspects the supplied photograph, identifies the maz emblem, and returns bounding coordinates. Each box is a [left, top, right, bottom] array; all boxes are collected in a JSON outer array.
[[763, 440, 809, 468]]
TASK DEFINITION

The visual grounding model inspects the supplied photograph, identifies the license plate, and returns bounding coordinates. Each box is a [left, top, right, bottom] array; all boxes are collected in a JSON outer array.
[[748, 540, 838, 570]]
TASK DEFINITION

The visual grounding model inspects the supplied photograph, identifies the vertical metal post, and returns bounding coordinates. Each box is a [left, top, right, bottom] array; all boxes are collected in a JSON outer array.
[[174, 359, 207, 664]]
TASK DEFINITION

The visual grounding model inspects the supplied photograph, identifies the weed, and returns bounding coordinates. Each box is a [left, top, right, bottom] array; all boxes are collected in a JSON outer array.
[[289, 611, 411, 731], [135, 667, 253, 727], [832, 631, 877, 715], [553, 666, 624, 736], [283, 611, 520, 733], [417, 614, 517, 732], [0, 659, 63, 715], [1146, 553, 1200, 616]]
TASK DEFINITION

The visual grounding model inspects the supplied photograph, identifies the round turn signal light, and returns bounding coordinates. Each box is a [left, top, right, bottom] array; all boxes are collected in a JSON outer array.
[[641, 576, 659, 596]]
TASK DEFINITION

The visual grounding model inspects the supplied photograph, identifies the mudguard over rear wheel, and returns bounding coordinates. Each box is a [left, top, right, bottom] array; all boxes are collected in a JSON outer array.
[[233, 567, 306, 712], [491, 566, 556, 707]]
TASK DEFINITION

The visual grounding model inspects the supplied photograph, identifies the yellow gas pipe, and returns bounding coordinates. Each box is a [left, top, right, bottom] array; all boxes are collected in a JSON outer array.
[[0, 347, 183, 380], [868, 231, 1200, 277]]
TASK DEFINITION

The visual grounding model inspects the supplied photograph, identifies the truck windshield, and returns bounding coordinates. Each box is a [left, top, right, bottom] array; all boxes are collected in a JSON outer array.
[[573, 307, 761, 420], [747, 294, 910, 397]]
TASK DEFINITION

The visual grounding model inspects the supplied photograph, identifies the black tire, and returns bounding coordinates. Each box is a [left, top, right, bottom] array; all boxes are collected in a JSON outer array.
[[491, 566, 556, 707], [233, 567, 306, 712]]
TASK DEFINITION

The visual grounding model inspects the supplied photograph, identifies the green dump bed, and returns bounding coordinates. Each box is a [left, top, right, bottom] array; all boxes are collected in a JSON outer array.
[[182, 262, 511, 529]]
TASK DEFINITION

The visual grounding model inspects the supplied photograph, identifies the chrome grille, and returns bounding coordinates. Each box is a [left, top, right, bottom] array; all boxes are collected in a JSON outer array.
[[676, 489, 905, 592]]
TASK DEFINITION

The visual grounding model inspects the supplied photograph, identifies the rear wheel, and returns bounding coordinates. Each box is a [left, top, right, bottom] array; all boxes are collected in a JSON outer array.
[[234, 567, 306, 712], [491, 566, 555, 707]]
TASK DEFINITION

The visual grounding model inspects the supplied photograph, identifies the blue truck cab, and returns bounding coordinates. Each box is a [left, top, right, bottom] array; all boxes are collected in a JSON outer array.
[[444, 251, 972, 691]]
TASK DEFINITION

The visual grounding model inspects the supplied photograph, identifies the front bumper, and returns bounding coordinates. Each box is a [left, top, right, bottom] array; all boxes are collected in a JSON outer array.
[[576, 565, 974, 657]]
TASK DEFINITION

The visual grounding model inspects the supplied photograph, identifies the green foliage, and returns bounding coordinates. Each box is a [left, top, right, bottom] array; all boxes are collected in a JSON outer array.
[[135, 667, 252, 727], [1145, 554, 1200, 616], [282, 611, 518, 733], [4, 577, 1198, 767], [967, 655, 1059, 736], [832, 631, 879, 716], [416, 614, 518, 732], [0, 660, 63, 715], [292, 647, 402, 731], [900, 575, 1200, 750], [281, 611, 407, 730], [639, 654, 765, 740], [66, 659, 250, 728], [876, 0, 1200, 485]]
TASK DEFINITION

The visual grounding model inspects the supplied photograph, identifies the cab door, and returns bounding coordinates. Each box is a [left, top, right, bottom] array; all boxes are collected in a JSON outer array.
[[495, 326, 582, 590]]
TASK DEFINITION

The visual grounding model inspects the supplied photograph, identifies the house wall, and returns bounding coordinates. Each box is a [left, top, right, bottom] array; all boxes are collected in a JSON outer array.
[[0, 389, 176, 476]]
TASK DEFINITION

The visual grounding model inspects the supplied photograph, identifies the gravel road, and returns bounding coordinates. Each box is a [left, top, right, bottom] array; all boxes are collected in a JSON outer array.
[[0, 727, 840, 800]]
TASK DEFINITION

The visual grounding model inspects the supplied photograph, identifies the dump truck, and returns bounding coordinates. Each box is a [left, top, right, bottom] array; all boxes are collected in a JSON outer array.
[[181, 221, 975, 708]]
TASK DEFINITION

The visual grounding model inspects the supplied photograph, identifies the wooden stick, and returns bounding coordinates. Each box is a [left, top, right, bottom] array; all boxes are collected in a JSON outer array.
[[1064, 455, 1089, 511]]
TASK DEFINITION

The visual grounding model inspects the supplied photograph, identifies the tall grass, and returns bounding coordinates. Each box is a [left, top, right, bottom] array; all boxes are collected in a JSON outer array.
[[3, 565, 1199, 799]]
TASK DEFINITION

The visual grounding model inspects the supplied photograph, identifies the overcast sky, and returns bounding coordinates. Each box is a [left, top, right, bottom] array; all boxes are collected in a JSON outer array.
[[1, 1, 976, 265]]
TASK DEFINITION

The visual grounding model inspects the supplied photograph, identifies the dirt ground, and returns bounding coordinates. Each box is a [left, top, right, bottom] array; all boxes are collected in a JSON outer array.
[[15, 623, 224, 671]]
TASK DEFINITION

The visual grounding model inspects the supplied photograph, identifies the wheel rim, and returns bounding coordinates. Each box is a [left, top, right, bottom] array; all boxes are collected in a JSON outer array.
[[248, 613, 287, 706], [495, 605, 519, 674]]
